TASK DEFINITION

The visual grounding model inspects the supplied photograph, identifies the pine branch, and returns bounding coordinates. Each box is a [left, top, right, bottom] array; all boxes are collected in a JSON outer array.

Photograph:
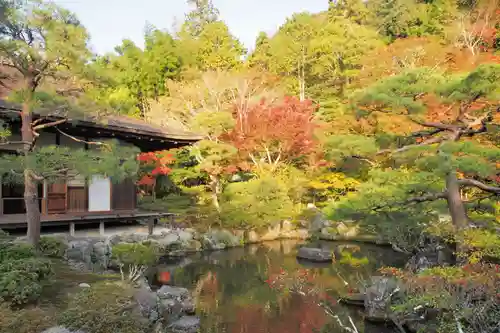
[[458, 179, 500, 194], [377, 135, 446, 155], [408, 128, 444, 138], [409, 118, 460, 131], [373, 191, 448, 211]]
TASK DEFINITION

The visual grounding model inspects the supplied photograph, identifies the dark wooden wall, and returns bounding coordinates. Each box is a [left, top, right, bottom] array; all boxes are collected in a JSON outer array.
[[112, 179, 136, 211]]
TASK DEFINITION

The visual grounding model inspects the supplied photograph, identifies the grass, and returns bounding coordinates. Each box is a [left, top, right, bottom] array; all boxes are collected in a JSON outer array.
[[38, 259, 121, 309]]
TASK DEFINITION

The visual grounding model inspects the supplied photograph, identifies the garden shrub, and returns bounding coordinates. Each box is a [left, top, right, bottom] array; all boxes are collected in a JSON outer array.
[[39, 236, 67, 258], [112, 243, 159, 282], [0, 242, 35, 262], [0, 303, 54, 333], [221, 176, 296, 230], [382, 263, 500, 333], [0, 258, 53, 305], [58, 282, 147, 333], [0, 230, 10, 242]]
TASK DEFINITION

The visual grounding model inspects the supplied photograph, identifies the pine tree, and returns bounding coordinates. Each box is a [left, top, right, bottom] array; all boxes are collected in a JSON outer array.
[[326, 63, 500, 253], [0, 0, 139, 247]]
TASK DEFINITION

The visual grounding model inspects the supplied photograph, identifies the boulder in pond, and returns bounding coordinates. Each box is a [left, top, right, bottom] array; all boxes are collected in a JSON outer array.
[[296, 247, 333, 262], [169, 316, 200, 333]]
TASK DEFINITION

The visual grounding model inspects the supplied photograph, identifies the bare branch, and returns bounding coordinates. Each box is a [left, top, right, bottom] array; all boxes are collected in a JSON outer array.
[[32, 118, 67, 131], [351, 155, 377, 166], [55, 127, 108, 146], [458, 179, 500, 194]]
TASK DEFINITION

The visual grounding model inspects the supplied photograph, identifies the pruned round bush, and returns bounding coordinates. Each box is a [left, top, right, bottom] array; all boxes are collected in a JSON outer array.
[[58, 282, 147, 333], [0, 303, 54, 333], [221, 176, 296, 230], [0, 258, 53, 305], [39, 236, 67, 258]]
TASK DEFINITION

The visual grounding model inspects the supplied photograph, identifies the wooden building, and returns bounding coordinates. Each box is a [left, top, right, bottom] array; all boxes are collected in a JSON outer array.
[[0, 100, 201, 232]]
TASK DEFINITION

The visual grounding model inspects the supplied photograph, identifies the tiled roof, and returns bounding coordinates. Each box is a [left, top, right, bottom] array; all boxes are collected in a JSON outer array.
[[0, 99, 202, 142]]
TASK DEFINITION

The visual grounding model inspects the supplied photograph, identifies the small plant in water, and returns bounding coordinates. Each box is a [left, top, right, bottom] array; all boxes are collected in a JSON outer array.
[[265, 267, 360, 333]]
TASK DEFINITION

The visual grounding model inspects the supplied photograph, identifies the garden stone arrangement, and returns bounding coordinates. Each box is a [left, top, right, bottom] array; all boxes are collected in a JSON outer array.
[[61, 223, 314, 272]]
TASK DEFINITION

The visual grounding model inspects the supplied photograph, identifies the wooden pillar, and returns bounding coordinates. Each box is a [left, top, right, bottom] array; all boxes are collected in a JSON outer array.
[[0, 175, 3, 216], [99, 221, 105, 236], [69, 222, 75, 237], [41, 180, 48, 215], [147, 218, 155, 236]]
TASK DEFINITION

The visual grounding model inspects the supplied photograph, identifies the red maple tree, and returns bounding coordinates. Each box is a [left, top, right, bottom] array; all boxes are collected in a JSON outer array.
[[226, 96, 318, 170], [136, 151, 175, 194]]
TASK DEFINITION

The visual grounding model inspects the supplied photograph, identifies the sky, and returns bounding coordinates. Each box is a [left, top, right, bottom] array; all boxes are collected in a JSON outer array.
[[53, 0, 328, 55]]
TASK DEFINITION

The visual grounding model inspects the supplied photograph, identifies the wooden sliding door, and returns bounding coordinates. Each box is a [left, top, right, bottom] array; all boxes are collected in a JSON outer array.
[[67, 175, 87, 213], [46, 182, 67, 214]]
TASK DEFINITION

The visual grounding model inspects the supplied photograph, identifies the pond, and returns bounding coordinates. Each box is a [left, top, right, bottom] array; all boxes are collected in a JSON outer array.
[[149, 240, 408, 333]]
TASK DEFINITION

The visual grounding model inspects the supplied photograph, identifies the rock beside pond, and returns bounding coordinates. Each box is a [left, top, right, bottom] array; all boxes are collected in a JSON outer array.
[[62, 224, 312, 271], [246, 224, 309, 244], [169, 316, 200, 333], [157, 285, 190, 301], [340, 292, 365, 306], [364, 276, 401, 322], [134, 284, 160, 323], [296, 247, 333, 262], [41, 327, 85, 333], [66, 238, 111, 271], [203, 229, 241, 249], [134, 283, 198, 327], [405, 240, 454, 273]]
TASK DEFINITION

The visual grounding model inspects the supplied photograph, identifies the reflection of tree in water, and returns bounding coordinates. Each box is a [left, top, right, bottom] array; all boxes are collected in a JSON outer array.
[[155, 241, 404, 333], [228, 295, 328, 333]]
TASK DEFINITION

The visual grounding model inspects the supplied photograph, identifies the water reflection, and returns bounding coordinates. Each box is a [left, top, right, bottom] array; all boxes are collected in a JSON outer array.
[[150, 240, 407, 333]]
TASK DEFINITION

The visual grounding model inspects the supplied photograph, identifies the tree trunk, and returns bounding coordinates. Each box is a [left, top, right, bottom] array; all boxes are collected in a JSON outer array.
[[298, 46, 306, 102], [22, 90, 41, 248], [445, 171, 468, 230], [209, 174, 221, 212], [446, 171, 468, 261], [24, 169, 40, 247]]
